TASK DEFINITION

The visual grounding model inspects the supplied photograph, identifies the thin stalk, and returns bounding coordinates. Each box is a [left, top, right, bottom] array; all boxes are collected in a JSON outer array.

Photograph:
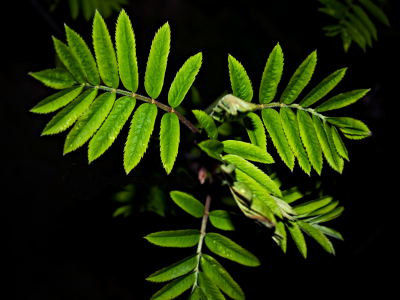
[[84, 83, 200, 134], [260, 102, 326, 120]]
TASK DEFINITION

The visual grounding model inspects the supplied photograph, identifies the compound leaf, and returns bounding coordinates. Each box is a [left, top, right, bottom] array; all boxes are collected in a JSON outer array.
[[297, 110, 322, 175], [168, 53, 202, 108], [286, 221, 307, 258], [332, 126, 349, 161], [169, 191, 205, 218], [259, 43, 284, 104], [299, 68, 347, 107], [30, 86, 84, 114], [205, 232, 260, 266], [280, 51, 317, 104], [198, 271, 226, 300], [280, 108, 311, 175], [147, 254, 198, 282], [93, 11, 119, 88], [315, 89, 369, 112], [228, 54, 253, 102], [65, 25, 100, 85], [150, 272, 196, 300], [222, 140, 274, 164], [293, 196, 333, 215], [145, 230, 201, 248], [42, 89, 97, 135], [262, 109, 294, 170], [297, 220, 333, 254], [358, 0, 390, 26], [116, 9, 139, 92], [160, 113, 180, 174], [30, 68, 76, 89], [243, 113, 267, 150], [198, 139, 223, 161], [209, 210, 236, 231], [64, 91, 115, 154], [192, 110, 218, 140], [145, 23, 170, 99], [201, 254, 244, 300], [124, 103, 158, 174], [88, 95, 136, 162]]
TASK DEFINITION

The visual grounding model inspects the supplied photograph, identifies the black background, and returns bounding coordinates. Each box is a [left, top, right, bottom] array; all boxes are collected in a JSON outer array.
[[2, 0, 399, 299]]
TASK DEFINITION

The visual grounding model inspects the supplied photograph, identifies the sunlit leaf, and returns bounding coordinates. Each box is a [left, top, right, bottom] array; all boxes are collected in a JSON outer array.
[[145, 230, 201, 248], [170, 191, 205, 218], [147, 254, 198, 282]]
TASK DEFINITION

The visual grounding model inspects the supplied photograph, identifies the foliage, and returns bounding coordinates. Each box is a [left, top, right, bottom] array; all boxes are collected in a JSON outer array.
[[318, 0, 390, 52]]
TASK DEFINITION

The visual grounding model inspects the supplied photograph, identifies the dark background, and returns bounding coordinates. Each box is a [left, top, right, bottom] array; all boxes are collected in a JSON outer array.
[[2, 0, 398, 299]]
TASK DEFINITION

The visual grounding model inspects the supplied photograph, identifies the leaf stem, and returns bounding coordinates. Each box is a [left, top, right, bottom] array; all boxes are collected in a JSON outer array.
[[260, 102, 326, 120], [84, 83, 200, 134]]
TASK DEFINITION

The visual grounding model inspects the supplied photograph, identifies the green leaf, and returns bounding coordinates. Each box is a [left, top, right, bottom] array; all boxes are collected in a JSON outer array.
[[209, 210, 236, 231], [341, 129, 370, 139], [201, 254, 244, 300], [168, 53, 202, 108], [205, 233, 260, 266], [53, 37, 86, 84], [326, 117, 370, 132], [274, 197, 297, 218], [160, 113, 180, 174], [31, 86, 84, 114], [192, 110, 218, 140], [64, 92, 116, 154], [348, 13, 372, 48], [280, 51, 317, 104], [275, 221, 287, 253], [124, 103, 158, 174], [243, 113, 267, 151], [116, 9, 139, 92], [147, 254, 198, 282], [353, 5, 378, 41], [228, 54, 253, 102], [311, 224, 343, 241], [69, 0, 79, 19], [297, 110, 322, 175], [280, 108, 311, 175], [198, 139, 223, 161], [30, 68, 76, 89], [358, 0, 390, 26], [88, 95, 136, 162], [332, 126, 349, 161], [299, 68, 347, 107], [344, 21, 366, 51], [93, 11, 119, 88], [223, 154, 282, 198], [259, 43, 284, 104], [150, 272, 196, 300], [312, 115, 338, 172], [82, 0, 95, 21], [188, 287, 203, 300], [262, 109, 295, 170], [198, 271, 226, 300], [297, 220, 333, 254], [65, 25, 100, 85], [281, 186, 310, 204], [286, 221, 307, 258], [324, 122, 344, 173], [145, 23, 170, 99], [112, 204, 132, 217], [341, 30, 352, 53], [169, 191, 205, 218], [306, 200, 339, 217], [145, 230, 201, 248], [42, 89, 98, 135], [222, 140, 274, 164], [293, 196, 333, 215], [305, 207, 344, 224]]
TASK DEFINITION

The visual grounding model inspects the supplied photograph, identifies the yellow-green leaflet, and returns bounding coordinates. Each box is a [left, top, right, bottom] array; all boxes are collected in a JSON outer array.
[[243, 113, 267, 150], [222, 140, 274, 164], [332, 126, 349, 161], [145, 23, 170, 99], [146, 254, 198, 282], [53, 37, 86, 84], [293, 196, 333, 215], [88, 96, 136, 162], [150, 272, 196, 300], [205, 232, 260, 266], [286, 221, 307, 258], [93, 11, 119, 88], [259, 43, 284, 104], [65, 25, 100, 85], [116, 10, 139, 92], [201, 254, 245, 300], [198, 139, 223, 161], [275, 221, 287, 253], [30, 68, 76, 89], [280, 108, 311, 175], [198, 272, 226, 300], [145, 230, 201, 248], [160, 113, 180, 174], [280, 51, 317, 104], [124, 103, 157, 174], [262, 109, 295, 170], [324, 122, 344, 173], [168, 53, 202, 108], [316, 89, 370, 112], [42, 89, 98, 135], [209, 210, 236, 231], [30, 86, 84, 114], [64, 92, 116, 154], [169, 191, 205, 218], [228, 54, 253, 102], [192, 110, 218, 140], [297, 220, 334, 254]]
